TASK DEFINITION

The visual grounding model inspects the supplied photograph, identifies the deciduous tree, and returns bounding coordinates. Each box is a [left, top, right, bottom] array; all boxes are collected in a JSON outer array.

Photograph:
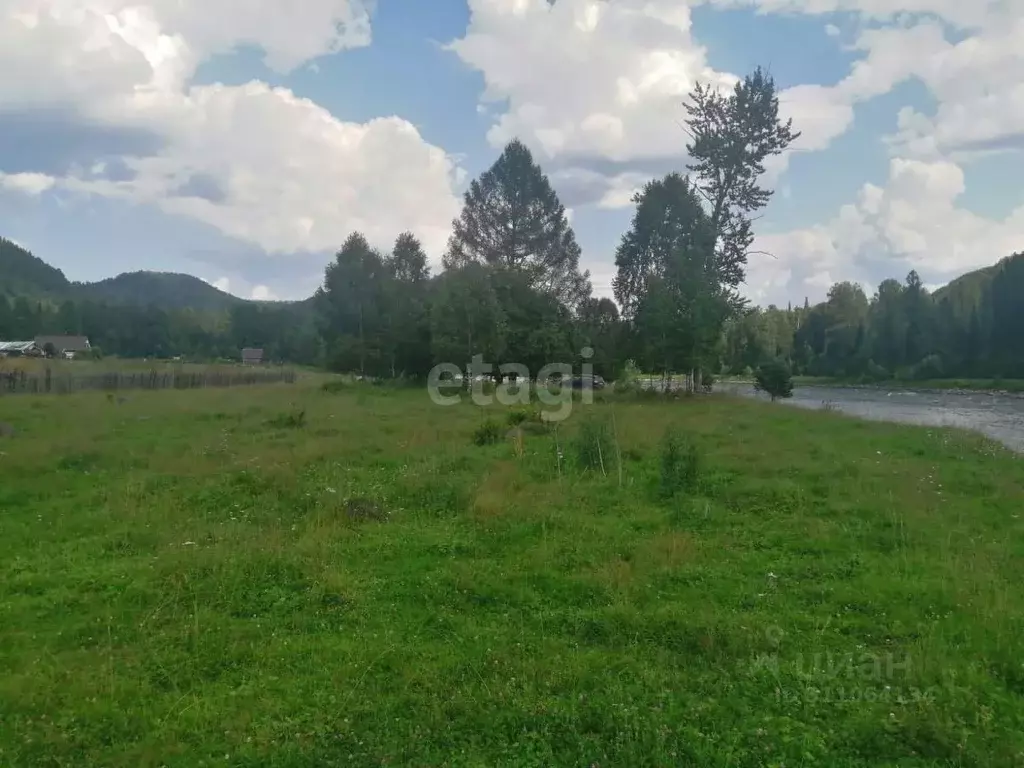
[[685, 68, 800, 302]]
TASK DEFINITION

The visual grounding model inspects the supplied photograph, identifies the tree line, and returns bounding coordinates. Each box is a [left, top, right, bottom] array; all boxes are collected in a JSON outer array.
[[7, 62, 1016, 382], [316, 68, 799, 384], [0, 294, 319, 364], [722, 256, 1024, 381], [316, 62, 1024, 386]]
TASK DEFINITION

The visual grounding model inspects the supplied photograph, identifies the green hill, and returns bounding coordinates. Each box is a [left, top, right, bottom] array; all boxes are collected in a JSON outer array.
[[74, 271, 242, 313], [0, 237, 70, 297], [933, 252, 1023, 312], [0, 237, 309, 313]]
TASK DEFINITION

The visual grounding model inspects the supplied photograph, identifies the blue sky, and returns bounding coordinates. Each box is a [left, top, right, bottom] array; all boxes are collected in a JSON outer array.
[[1, 0, 1021, 305]]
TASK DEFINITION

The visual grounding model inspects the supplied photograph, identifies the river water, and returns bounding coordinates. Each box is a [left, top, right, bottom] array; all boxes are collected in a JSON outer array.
[[716, 382, 1024, 453]]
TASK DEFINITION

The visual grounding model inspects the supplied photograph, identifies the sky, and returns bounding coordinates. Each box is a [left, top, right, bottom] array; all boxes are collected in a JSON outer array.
[[1, 0, 1022, 307]]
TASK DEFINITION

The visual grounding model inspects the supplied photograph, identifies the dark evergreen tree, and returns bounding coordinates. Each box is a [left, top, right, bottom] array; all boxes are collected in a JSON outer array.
[[754, 358, 794, 402], [444, 139, 591, 310], [316, 232, 389, 376], [384, 232, 433, 378]]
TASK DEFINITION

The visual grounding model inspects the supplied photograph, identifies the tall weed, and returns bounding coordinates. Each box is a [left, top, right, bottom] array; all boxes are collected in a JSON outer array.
[[659, 426, 701, 497], [572, 415, 618, 477]]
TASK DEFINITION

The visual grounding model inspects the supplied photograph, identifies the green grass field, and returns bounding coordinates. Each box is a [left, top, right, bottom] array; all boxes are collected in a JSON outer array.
[[0, 357, 299, 375], [2, 381, 1023, 766]]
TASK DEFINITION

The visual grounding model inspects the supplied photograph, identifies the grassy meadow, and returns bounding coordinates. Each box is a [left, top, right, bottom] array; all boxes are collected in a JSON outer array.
[[1, 380, 1023, 766], [0, 357, 299, 376]]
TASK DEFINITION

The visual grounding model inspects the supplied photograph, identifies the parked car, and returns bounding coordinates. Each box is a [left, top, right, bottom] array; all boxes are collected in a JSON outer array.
[[569, 373, 605, 390]]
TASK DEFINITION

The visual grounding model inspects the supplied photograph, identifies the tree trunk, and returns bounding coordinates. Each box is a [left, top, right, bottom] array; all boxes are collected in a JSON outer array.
[[358, 302, 365, 377]]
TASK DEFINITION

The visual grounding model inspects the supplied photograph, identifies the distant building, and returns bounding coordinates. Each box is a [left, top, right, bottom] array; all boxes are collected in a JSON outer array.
[[241, 347, 264, 365], [35, 336, 91, 359], [0, 340, 43, 357]]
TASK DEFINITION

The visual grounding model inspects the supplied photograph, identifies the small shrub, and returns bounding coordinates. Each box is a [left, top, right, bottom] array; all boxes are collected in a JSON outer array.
[[913, 354, 945, 381], [343, 497, 388, 523], [659, 427, 701, 498], [267, 408, 306, 428], [321, 380, 349, 394], [519, 418, 551, 436], [623, 447, 644, 462], [506, 408, 530, 427], [619, 358, 641, 385], [753, 358, 794, 402], [472, 419, 503, 446], [572, 415, 617, 476], [862, 360, 891, 383]]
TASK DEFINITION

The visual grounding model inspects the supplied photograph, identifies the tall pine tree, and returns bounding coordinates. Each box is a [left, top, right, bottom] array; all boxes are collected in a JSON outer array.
[[444, 139, 591, 310], [316, 232, 389, 376]]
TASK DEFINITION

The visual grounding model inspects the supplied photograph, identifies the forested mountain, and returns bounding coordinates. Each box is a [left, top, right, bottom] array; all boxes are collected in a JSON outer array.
[[0, 236, 318, 363], [0, 237, 70, 297], [75, 271, 241, 313], [721, 253, 1024, 381], [932, 253, 1013, 309]]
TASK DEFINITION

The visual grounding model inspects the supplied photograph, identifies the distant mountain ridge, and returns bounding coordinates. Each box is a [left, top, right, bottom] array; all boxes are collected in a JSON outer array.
[[932, 252, 1020, 312], [2, 233, 1020, 317], [0, 237, 306, 313], [74, 271, 242, 312], [0, 237, 70, 297]]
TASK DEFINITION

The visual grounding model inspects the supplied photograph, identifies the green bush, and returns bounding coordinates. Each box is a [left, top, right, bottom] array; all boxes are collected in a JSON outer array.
[[506, 408, 531, 427], [572, 415, 617, 475], [267, 409, 306, 429], [472, 419, 503, 446], [753, 358, 794, 402], [659, 427, 701, 498], [862, 360, 891, 383], [321, 379, 349, 393], [913, 354, 945, 380]]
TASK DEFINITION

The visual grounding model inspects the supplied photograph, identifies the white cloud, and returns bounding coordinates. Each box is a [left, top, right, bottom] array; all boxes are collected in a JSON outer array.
[[703, 0, 1003, 30], [746, 157, 1024, 304], [452, 0, 1023, 201], [450, 0, 736, 169], [210, 276, 231, 293], [824, 23, 841, 36], [142, 0, 373, 72], [62, 83, 462, 257], [0, 0, 462, 262], [0, 172, 55, 195], [448, 0, 913, 203], [250, 284, 277, 301], [0, 0, 373, 104], [870, 16, 1024, 159]]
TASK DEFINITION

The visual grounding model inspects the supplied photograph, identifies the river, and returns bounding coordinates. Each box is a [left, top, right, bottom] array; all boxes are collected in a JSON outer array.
[[715, 382, 1024, 453]]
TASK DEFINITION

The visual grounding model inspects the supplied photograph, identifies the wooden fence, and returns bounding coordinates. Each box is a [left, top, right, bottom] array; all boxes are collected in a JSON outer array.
[[0, 367, 297, 396]]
